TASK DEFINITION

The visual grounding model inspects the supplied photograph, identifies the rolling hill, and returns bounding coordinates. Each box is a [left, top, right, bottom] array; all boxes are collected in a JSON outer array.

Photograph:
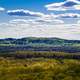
[[0, 37, 80, 53]]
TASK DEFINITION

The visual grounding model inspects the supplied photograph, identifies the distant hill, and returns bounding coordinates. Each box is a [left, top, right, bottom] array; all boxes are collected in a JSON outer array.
[[0, 37, 80, 46], [0, 37, 80, 53]]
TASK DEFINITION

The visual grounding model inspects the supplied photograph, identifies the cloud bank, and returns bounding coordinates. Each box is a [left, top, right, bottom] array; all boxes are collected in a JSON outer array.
[[0, 18, 80, 40]]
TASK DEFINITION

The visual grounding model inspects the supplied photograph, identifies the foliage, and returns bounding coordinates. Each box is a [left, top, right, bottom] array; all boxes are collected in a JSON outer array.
[[0, 57, 79, 80]]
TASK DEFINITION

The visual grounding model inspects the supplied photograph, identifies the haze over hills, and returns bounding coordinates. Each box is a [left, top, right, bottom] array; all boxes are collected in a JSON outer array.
[[0, 37, 80, 53]]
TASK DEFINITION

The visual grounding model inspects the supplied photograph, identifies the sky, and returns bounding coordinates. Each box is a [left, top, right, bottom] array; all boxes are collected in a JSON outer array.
[[0, 0, 80, 40]]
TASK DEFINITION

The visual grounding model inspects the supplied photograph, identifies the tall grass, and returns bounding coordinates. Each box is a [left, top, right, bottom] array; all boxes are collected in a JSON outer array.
[[0, 51, 80, 80], [0, 57, 80, 80]]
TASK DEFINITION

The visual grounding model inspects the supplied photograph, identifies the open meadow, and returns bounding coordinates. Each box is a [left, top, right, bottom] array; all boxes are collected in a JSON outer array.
[[0, 51, 80, 80]]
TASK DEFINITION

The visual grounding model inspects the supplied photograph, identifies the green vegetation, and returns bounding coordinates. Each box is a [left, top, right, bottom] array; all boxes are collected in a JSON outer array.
[[0, 51, 80, 80], [0, 58, 80, 80], [0, 37, 80, 47], [0, 51, 80, 59]]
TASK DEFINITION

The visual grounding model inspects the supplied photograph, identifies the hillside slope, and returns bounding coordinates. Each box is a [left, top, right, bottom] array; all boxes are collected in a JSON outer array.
[[0, 37, 80, 53]]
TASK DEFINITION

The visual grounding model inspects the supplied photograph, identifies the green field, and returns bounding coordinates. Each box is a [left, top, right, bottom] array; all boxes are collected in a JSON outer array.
[[0, 51, 80, 80]]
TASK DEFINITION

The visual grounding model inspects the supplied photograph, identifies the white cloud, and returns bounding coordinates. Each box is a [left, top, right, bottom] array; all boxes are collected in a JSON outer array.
[[0, 7, 5, 11], [9, 19, 28, 24], [57, 13, 80, 18], [35, 15, 64, 24], [74, 4, 80, 10], [45, 2, 66, 11], [0, 18, 64, 38], [0, 18, 80, 40], [45, 0, 80, 11], [77, 20, 80, 24], [7, 9, 45, 17], [9, 18, 64, 25]]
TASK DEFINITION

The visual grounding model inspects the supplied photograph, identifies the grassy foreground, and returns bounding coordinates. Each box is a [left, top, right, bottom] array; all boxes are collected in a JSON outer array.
[[0, 57, 80, 80]]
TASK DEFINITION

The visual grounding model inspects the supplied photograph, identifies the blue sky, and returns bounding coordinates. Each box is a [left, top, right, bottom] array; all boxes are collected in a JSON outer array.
[[0, 0, 80, 39]]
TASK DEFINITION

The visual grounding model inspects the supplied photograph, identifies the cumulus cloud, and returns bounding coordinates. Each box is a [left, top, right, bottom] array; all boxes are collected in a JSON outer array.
[[9, 18, 64, 25], [7, 9, 79, 19], [42, 13, 80, 19], [7, 9, 45, 17], [36, 19, 64, 24], [9, 19, 29, 24], [0, 7, 5, 11], [45, 0, 80, 11], [43, 13, 80, 19], [56, 13, 80, 18]]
